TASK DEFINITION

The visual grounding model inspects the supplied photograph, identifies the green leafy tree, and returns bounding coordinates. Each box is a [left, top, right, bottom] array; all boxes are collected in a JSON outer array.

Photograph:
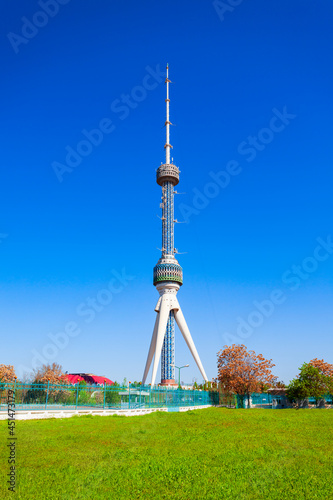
[[287, 363, 331, 406], [130, 381, 141, 388], [105, 381, 121, 407], [77, 381, 91, 406]]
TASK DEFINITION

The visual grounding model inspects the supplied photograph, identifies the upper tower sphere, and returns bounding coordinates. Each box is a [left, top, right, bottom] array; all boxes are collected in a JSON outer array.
[[156, 163, 180, 186]]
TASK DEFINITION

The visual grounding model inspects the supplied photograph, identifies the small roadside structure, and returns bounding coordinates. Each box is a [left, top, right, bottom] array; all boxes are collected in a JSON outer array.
[[119, 389, 150, 409], [267, 388, 292, 408]]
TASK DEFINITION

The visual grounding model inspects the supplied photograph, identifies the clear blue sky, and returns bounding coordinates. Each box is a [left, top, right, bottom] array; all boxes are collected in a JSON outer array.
[[1, 0, 332, 384]]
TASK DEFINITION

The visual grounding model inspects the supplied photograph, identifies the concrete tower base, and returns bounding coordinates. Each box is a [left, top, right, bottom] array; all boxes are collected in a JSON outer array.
[[160, 379, 178, 387]]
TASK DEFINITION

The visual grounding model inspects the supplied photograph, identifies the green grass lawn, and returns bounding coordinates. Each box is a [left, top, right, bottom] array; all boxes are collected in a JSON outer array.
[[1, 408, 333, 499]]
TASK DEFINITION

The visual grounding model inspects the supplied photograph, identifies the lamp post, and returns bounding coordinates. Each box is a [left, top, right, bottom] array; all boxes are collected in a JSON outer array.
[[171, 364, 189, 388]]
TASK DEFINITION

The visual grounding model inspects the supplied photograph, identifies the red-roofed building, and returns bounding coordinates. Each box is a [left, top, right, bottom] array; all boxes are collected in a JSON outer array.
[[65, 374, 85, 385], [64, 373, 114, 386]]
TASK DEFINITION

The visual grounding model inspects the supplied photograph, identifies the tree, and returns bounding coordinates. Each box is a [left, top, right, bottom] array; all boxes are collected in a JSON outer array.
[[273, 380, 286, 388], [105, 381, 121, 407], [309, 358, 333, 378], [24, 363, 66, 405], [0, 365, 17, 383], [202, 381, 212, 391], [32, 363, 65, 385], [287, 362, 333, 407], [216, 344, 277, 407]]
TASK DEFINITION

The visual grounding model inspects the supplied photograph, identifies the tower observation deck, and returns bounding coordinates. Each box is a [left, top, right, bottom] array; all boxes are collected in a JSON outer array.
[[142, 64, 208, 387]]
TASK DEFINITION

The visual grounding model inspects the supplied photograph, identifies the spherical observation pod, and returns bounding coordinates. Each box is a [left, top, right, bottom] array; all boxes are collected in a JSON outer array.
[[156, 163, 180, 186], [153, 262, 183, 286]]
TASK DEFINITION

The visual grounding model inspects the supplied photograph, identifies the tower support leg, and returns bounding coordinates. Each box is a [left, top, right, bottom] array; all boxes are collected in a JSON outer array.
[[174, 303, 208, 382], [143, 283, 207, 386], [151, 295, 171, 387], [142, 314, 159, 385]]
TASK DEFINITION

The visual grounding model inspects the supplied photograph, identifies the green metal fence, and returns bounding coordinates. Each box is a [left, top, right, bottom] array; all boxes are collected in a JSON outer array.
[[0, 382, 214, 411], [208, 391, 333, 409], [2, 383, 332, 411]]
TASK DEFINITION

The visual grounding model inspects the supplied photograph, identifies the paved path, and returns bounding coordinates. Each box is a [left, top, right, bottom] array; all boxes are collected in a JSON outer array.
[[0, 405, 212, 420]]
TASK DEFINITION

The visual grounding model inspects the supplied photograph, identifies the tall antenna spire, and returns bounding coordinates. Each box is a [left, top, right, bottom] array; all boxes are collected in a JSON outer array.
[[165, 63, 171, 164]]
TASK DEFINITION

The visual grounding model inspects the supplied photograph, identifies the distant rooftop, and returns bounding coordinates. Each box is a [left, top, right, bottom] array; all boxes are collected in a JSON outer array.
[[65, 373, 114, 386]]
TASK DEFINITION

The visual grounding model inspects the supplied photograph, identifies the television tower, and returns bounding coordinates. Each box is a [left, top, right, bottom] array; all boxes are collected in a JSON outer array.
[[142, 64, 208, 387]]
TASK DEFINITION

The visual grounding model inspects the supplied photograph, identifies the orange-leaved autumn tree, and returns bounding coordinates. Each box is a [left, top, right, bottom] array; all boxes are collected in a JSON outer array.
[[33, 363, 65, 385], [216, 344, 277, 406], [309, 358, 333, 378], [0, 365, 17, 383]]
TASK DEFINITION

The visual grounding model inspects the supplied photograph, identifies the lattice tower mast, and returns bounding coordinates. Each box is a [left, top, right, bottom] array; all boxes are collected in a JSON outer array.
[[157, 63, 179, 384]]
